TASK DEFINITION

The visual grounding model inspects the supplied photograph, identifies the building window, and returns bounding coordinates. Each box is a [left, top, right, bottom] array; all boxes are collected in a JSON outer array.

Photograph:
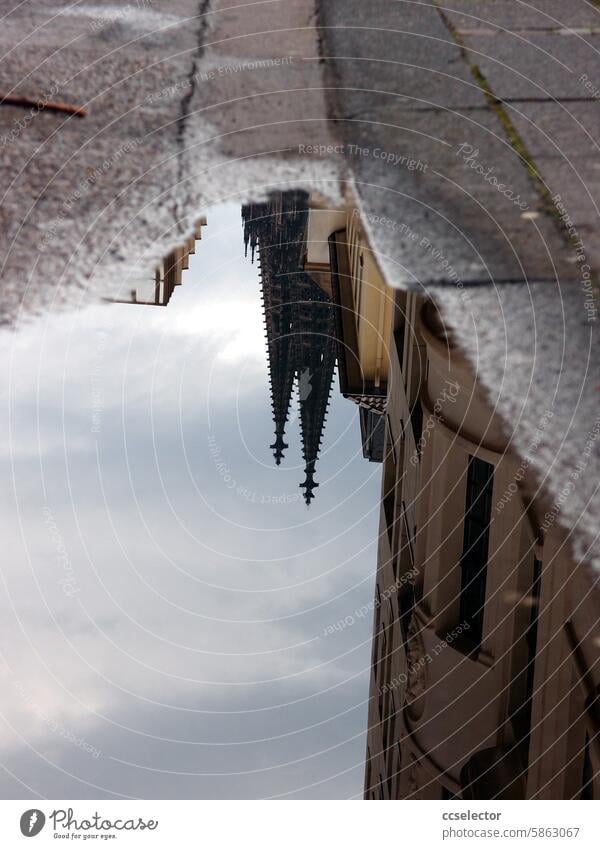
[[459, 455, 494, 648], [523, 556, 542, 754]]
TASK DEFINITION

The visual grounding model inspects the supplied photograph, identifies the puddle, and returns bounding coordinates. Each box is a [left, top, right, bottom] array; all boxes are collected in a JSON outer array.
[[2, 181, 598, 802], [1, 190, 387, 798], [2, 2, 599, 803]]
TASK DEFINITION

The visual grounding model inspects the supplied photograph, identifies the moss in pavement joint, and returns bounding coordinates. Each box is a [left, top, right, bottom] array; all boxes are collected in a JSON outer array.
[[434, 1, 600, 296], [433, 0, 592, 256]]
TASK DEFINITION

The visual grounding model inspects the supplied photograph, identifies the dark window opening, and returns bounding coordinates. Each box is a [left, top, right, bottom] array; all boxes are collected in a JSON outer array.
[[459, 456, 494, 648], [394, 325, 405, 372], [383, 491, 395, 550]]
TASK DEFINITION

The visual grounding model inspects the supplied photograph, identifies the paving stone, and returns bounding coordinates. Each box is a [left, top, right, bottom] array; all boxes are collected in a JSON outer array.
[[319, 0, 487, 110], [189, 1, 337, 160], [442, 0, 600, 31], [507, 101, 600, 159], [542, 159, 600, 228], [461, 30, 600, 99], [499, 104, 600, 228], [330, 105, 579, 287], [318, 0, 585, 288], [573, 226, 600, 268]]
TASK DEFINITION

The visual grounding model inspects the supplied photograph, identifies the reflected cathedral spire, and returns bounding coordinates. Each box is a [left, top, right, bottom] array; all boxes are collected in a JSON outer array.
[[242, 191, 336, 504]]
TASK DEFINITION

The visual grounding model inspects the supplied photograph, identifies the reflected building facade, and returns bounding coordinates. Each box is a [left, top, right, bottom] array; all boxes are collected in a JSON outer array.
[[301, 197, 600, 800]]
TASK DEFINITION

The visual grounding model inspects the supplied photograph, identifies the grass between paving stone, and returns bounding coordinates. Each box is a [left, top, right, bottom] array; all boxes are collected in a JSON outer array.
[[433, 0, 600, 308]]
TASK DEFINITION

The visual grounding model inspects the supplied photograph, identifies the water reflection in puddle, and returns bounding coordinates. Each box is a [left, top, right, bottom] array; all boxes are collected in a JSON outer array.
[[1, 191, 383, 798]]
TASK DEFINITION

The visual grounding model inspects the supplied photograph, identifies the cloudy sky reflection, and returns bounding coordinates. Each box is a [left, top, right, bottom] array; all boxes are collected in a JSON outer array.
[[0, 202, 381, 799]]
